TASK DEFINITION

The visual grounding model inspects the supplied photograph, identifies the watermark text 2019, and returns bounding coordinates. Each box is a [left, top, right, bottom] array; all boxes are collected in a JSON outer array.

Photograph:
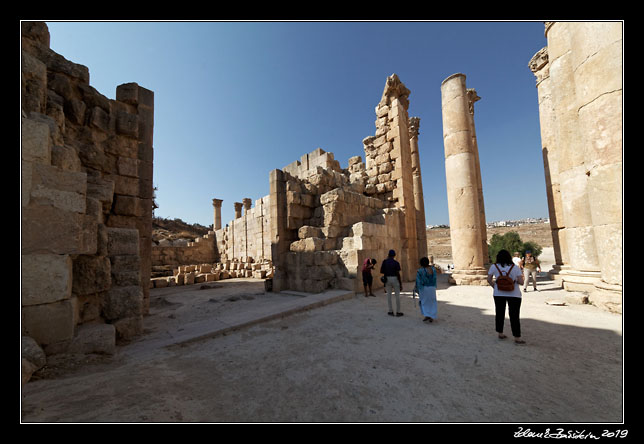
[[514, 427, 628, 439]]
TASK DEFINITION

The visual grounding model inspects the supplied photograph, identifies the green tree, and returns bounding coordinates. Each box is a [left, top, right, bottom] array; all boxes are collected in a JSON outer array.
[[488, 231, 542, 263]]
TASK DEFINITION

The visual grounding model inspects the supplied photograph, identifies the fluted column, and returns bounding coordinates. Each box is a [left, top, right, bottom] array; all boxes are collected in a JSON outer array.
[[441, 73, 488, 285]]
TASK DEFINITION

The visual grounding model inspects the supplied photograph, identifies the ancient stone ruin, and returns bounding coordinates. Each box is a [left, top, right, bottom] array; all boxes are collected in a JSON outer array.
[[528, 22, 622, 313], [21, 22, 154, 381], [150, 73, 429, 294], [440, 73, 489, 285], [21, 21, 623, 385]]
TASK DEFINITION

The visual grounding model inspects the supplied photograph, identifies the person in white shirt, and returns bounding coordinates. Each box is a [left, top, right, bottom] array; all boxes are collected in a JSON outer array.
[[512, 252, 522, 268], [487, 249, 526, 344]]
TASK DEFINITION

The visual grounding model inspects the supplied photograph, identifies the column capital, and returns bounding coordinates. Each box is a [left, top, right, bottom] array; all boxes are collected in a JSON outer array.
[[408, 116, 420, 139], [242, 198, 252, 210], [466, 88, 481, 115], [528, 47, 549, 85], [212, 198, 223, 208]]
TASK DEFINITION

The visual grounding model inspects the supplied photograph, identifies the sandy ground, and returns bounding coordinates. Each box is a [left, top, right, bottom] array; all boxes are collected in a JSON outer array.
[[21, 249, 623, 424]]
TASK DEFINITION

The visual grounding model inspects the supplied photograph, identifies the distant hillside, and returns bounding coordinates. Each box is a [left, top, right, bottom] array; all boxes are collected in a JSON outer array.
[[427, 222, 553, 260], [152, 217, 211, 245]]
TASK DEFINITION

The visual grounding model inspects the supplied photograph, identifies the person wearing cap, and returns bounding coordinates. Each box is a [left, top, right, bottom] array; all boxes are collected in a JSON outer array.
[[520, 250, 541, 292], [380, 249, 403, 317]]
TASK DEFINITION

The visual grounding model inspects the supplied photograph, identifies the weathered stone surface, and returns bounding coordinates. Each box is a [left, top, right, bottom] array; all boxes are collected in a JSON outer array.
[[22, 117, 50, 164], [103, 286, 143, 321], [106, 227, 139, 256], [22, 300, 75, 346], [72, 255, 111, 296], [68, 323, 116, 355], [21, 254, 72, 306], [22, 335, 46, 370], [28, 164, 87, 213]]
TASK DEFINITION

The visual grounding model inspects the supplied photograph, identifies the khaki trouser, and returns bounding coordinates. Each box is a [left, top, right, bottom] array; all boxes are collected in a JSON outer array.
[[523, 267, 538, 289], [385, 276, 401, 313]]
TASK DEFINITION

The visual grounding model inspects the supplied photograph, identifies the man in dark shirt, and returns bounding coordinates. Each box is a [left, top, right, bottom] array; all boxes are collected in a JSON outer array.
[[380, 250, 403, 316]]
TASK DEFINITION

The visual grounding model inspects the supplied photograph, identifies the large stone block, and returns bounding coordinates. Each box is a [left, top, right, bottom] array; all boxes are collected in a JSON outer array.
[[113, 194, 143, 216], [116, 111, 138, 137], [106, 227, 139, 256], [22, 206, 95, 255], [21, 254, 72, 306], [103, 286, 143, 321], [22, 117, 51, 164], [22, 300, 75, 346], [290, 237, 325, 252], [68, 323, 116, 355], [29, 163, 87, 213], [298, 225, 324, 239], [72, 255, 111, 296]]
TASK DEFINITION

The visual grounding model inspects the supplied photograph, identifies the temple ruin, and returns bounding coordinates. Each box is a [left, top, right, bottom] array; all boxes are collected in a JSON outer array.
[[150, 73, 429, 293], [21, 21, 623, 386]]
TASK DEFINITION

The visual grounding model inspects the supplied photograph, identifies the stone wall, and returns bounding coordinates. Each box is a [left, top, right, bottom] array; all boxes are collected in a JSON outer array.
[[151, 231, 216, 267], [529, 22, 622, 313], [21, 21, 153, 376], [214, 196, 272, 263]]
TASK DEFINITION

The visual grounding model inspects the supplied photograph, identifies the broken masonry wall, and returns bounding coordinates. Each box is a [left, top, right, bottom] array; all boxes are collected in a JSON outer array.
[[21, 22, 153, 359]]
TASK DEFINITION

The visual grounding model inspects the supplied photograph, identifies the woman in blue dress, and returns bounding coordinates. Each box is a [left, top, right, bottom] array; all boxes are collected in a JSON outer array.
[[415, 257, 439, 323]]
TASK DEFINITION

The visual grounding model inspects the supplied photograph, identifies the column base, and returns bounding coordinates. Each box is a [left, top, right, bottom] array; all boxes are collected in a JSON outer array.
[[558, 266, 602, 293], [448, 268, 489, 286]]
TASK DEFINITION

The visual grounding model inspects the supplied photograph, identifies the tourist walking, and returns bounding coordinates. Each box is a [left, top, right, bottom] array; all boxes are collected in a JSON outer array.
[[362, 258, 376, 297], [414, 257, 439, 323], [521, 250, 541, 291], [380, 250, 403, 317], [487, 249, 526, 344]]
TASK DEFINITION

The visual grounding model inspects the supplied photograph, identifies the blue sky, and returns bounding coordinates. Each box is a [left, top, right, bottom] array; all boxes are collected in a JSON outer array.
[[45, 21, 549, 227]]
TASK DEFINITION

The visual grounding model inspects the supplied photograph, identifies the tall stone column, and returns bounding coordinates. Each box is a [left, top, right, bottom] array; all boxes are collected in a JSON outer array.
[[441, 73, 488, 285], [466, 88, 489, 265], [242, 198, 252, 258], [529, 46, 566, 276], [212, 198, 223, 230], [568, 21, 622, 310], [546, 22, 601, 292], [234, 202, 243, 219], [408, 117, 428, 259]]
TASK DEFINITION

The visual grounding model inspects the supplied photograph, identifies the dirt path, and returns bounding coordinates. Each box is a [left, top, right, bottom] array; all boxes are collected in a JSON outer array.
[[21, 273, 622, 423]]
